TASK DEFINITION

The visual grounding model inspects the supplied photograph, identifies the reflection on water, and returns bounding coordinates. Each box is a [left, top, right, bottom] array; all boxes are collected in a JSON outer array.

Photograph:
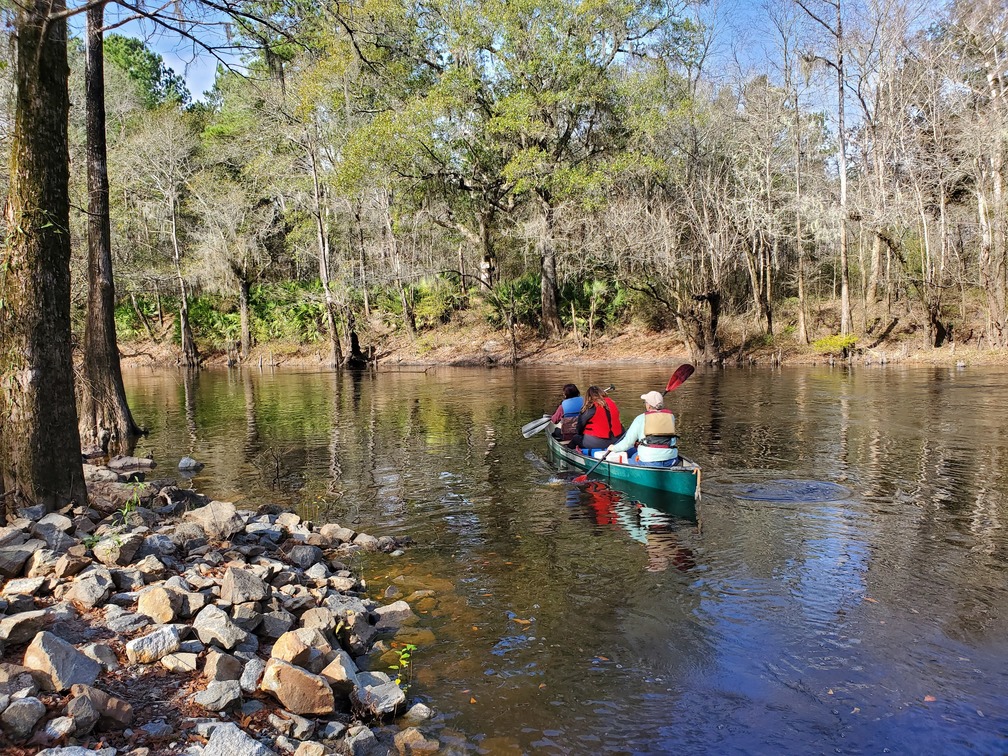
[[123, 364, 1008, 753]]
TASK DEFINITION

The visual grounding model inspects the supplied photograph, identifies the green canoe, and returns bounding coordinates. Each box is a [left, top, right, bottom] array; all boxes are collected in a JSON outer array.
[[545, 424, 701, 500]]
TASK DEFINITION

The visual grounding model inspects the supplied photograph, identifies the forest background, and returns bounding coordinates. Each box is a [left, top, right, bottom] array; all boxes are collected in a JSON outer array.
[[0, 0, 1005, 508], [6, 0, 1008, 371]]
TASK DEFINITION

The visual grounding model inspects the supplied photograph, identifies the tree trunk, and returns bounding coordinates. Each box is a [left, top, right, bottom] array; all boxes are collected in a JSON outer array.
[[308, 133, 341, 367], [78, 2, 142, 457], [239, 276, 251, 360], [538, 195, 563, 339], [0, 0, 86, 515], [171, 204, 199, 367], [836, 0, 852, 336]]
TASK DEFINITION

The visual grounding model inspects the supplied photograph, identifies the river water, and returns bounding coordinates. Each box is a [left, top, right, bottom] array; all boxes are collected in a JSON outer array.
[[124, 364, 1008, 754]]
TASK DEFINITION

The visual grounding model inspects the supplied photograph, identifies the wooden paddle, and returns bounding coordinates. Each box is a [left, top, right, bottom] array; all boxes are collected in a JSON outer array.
[[572, 367, 694, 484]]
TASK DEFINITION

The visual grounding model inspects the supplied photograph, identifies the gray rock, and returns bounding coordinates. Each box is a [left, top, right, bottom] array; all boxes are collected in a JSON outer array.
[[0, 609, 50, 644], [240, 656, 266, 693], [2, 576, 45, 598], [64, 568, 114, 609], [184, 501, 244, 541], [0, 546, 35, 578], [193, 605, 249, 650], [351, 680, 406, 719], [0, 527, 28, 549], [37, 513, 73, 532], [104, 610, 150, 634], [399, 701, 434, 725], [137, 585, 181, 623], [141, 719, 173, 737], [204, 650, 242, 682], [202, 722, 277, 756], [178, 456, 204, 471], [111, 568, 145, 591], [221, 567, 270, 605], [43, 715, 76, 740], [319, 719, 347, 740], [79, 643, 119, 671], [93, 531, 144, 567], [294, 742, 326, 756], [0, 695, 45, 739], [23, 631, 101, 692], [257, 610, 295, 639], [193, 680, 242, 711], [373, 600, 417, 631], [160, 652, 199, 673], [345, 724, 382, 756], [352, 533, 380, 552], [286, 544, 323, 570], [125, 625, 181, 664]]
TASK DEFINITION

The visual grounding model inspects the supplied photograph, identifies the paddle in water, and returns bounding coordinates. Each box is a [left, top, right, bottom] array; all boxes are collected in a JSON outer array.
[[572, 367, 694, 484]]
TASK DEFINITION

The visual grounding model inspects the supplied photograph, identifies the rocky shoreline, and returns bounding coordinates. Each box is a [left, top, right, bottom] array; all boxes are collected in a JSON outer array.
[[0, 456, 439, 756]]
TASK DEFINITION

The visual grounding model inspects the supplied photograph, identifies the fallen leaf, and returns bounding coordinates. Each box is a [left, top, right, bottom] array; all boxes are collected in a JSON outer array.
[[864, 597, 878, 604], [597, 656, 609, 662], [472, 626, 479, 631], [924, 695, 937, 703], [513, 617, 532, 625], [539, 683, 547, 689], [470, 697, 477, 704]]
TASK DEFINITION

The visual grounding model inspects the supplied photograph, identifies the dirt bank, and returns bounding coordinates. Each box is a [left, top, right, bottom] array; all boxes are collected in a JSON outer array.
[[119, 310, 1008, 370]]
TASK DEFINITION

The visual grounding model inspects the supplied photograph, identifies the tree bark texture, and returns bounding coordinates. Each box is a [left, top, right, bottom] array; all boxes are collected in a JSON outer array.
[[79, 2, 141, 456], [539, 198, 562, 339], [0, 0, 86, 514]]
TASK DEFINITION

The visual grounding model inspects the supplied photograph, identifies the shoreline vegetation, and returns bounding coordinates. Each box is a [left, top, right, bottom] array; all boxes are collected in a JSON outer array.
[[0, 458, 438, 755], [117, 303, 1008, 371]]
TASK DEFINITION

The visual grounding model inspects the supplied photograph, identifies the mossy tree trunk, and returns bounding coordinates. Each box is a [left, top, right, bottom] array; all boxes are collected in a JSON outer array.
[[0, 0, 86, 516]]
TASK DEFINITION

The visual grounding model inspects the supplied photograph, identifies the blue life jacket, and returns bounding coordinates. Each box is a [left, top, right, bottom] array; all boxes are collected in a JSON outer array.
[[561, 396, 583, 416]]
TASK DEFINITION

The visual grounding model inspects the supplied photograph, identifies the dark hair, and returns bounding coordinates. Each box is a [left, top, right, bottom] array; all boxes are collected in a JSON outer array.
[[562, 383, 580, 399]]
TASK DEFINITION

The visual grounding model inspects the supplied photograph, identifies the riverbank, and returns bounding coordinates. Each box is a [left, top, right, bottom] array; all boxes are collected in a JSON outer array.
[[119, 307, 1008, 370], [0, 457, 439, 755]]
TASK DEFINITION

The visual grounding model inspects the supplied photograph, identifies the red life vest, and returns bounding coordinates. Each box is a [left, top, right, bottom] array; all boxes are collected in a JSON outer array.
[[583, 397, 623, 439]]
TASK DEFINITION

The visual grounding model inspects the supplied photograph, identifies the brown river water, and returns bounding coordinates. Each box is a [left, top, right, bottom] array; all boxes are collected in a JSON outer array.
[[123, 364, 1008, 754]]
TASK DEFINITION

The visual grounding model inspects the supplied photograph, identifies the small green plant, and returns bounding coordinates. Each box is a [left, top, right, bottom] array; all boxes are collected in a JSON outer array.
[[813, 333, 857, 357], [390, 643, 417, 690], [116, 482, 143, 525], [82, 533, 101, 550]]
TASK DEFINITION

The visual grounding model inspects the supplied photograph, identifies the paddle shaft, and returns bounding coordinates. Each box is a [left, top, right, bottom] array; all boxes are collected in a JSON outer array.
[[573, 451, 609, 483]]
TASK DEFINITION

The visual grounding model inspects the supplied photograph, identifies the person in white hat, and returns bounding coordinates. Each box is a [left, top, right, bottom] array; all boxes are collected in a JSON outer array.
[[605, 389, 679, 466]]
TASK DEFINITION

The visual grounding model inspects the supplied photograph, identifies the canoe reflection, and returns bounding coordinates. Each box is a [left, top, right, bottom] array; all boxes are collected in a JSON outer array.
[[574, 480, 697, 573]]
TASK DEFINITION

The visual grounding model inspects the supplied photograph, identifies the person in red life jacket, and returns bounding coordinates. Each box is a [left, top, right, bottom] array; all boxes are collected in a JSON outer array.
[[606, 390, 679, 466], [550, 383, 583, 441], [567, 384, 623, 451]]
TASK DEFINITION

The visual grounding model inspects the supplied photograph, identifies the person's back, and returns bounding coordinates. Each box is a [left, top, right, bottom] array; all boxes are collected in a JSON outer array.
[[608, 390, 678, 465], [551, 384, 583, 440], [569, 385, 623, 450]]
